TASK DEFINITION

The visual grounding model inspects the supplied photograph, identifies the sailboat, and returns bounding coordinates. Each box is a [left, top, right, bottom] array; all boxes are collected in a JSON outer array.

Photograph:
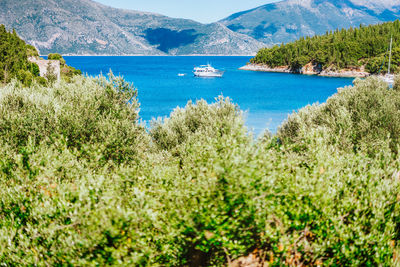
[[381, 36, 394, 86]]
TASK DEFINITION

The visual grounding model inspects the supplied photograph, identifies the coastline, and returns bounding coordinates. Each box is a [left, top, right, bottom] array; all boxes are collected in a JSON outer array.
[[239, 64, 370, 78], [44, 54, 256, 57]]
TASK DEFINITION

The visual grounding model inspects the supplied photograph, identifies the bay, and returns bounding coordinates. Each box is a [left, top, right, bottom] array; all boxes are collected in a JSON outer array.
[[63, 56, 354, 135]]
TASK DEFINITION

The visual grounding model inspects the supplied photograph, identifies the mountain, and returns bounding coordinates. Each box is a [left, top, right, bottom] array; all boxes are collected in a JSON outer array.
[[221, 0, 400, 46], [0, 0, 264, 56]]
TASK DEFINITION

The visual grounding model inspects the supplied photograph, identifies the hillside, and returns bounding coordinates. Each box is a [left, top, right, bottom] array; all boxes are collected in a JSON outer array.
[[0, 25, 42, 85], [0, 24, 81, 86], [221, 0, 400, 46], [247, 20, 400, 76], [0, 0, 264, 55]]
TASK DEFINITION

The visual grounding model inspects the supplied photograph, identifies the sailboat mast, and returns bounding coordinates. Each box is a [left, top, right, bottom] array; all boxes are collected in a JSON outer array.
[[388, 35, 393, 75]]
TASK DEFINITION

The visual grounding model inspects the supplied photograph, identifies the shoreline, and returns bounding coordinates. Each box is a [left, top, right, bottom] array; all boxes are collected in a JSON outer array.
[[239, 64, 370, 78], [43, 54, 256, 57]]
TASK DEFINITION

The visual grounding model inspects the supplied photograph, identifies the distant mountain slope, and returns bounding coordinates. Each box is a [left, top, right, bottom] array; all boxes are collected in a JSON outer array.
[[0, 0, 264, 55], [221, 0, 400, 46]]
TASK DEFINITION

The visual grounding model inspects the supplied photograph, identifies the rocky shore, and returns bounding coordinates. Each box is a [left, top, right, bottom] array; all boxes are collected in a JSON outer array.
[[240, 64, 370, 78]]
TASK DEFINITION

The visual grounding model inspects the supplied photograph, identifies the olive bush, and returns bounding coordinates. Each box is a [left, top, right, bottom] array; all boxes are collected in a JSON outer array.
[[0, 74, 147, 164], [150, 96, 246, 152], [278, 76, 400, 155], [1, 75, 400, 266]]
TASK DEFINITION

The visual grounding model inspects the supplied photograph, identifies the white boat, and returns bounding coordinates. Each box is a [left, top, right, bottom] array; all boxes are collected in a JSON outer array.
[[193, 64, 224, 77], [379, 35, 395, 86], [178, 73, 186, 77], [383, 74, 394, 85]]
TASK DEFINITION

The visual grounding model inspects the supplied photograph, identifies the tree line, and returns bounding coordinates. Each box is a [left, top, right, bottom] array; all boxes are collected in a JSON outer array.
[[251, 20, 400, 74], [0, 25, 45, 85], [0, 25, 81, 86]]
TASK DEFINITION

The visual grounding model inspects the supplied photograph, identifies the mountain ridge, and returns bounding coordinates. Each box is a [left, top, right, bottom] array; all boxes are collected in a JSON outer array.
[[0, 0, 264, 56], [220, 0, 400, 46]]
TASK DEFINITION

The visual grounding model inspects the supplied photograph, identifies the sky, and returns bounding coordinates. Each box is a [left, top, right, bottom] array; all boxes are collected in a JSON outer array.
[[94, 0, 281, 23]]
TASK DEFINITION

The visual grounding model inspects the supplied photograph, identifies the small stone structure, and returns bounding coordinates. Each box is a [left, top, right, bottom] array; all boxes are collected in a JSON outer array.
[[28, 57, 61, 80]]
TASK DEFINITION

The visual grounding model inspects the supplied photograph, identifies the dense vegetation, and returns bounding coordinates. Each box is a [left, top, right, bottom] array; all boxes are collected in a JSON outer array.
[[251, 20, 400, 74], [1, 73, 400, 266], [48, 53, 82, 82], [0, 25, 41, 85], [0, 25, 81, 86]]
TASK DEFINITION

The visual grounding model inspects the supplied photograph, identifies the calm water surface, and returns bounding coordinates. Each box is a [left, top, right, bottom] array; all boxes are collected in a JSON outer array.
[[64, 56, 353, 135]]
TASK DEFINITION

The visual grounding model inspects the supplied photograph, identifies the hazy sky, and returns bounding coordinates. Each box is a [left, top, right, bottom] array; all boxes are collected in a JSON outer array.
[[94, 0, 281, 23]]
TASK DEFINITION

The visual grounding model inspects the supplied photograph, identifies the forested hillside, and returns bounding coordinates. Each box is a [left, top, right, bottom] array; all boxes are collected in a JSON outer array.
[[0, 25, 81, 86], [0, 25, 41, 85], [221, 0, 400, 46], [250, 20, 400, 74]]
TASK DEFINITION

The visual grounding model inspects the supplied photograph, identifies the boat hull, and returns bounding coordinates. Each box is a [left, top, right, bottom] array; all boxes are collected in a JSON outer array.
[[194, 71, 224, 77], [379, 74, 394, 86]]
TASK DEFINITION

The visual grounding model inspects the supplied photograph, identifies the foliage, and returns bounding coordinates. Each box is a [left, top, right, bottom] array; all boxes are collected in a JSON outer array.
[[251, 20, 400, 73], [47, 53, 82, 82], [26, 44, 39, 58], [150, 96, 245, 152], [1, 75, 400, 266], [394, 74, 400, 91], [28, 62, 40, 77], [35, 76, 47, 86], [45, 62, 58, 86], [47, 53, 66, 65], [0, 25, 81, 86], [60, 65, 82, 82], [278, 77, 400, 155], [0, 75, 146, 163], [0, 25, 41, 85]]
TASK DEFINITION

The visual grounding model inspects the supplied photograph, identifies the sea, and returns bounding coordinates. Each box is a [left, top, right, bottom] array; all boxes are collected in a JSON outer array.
[[63, 56, 354, 135]]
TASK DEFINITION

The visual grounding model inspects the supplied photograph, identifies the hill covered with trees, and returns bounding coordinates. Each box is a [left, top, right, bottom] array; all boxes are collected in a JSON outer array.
[[250, 20, 400, 75], [221, 0, 400, 46], [0, 25, 81, 86], [0, 25, 42, 85]]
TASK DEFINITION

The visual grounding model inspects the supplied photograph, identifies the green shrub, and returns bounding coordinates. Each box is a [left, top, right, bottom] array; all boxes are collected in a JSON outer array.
[[26, 44, 39, 57], [47, 53, 82, 83], [394, 74, 400, 91], [47, 53, 66, 65], [150, 96, 246, 152], [0, 25, 81, 86], [28, 62, 40, 76], [45, 62, 58, 85], [0, 74, 147, 163], [17, 69, 33, 87], [35, 76, 47, 86], [61, 65, 82, 82], [278, 76, 400, 155], [1, 75, 400, 266]]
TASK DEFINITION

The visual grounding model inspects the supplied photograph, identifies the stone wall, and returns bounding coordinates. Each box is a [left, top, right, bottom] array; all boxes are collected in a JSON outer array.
[[28, 57, 61, 80]]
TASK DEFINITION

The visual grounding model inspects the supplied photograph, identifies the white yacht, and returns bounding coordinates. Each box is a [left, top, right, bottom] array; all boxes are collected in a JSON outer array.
[[380, 36, 395, 86], [383, 74, 394, 85], [193, 64, 224, 77]]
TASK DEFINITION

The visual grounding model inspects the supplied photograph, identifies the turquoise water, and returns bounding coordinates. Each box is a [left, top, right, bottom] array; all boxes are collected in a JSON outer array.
[[63, 56, 354, 135]]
